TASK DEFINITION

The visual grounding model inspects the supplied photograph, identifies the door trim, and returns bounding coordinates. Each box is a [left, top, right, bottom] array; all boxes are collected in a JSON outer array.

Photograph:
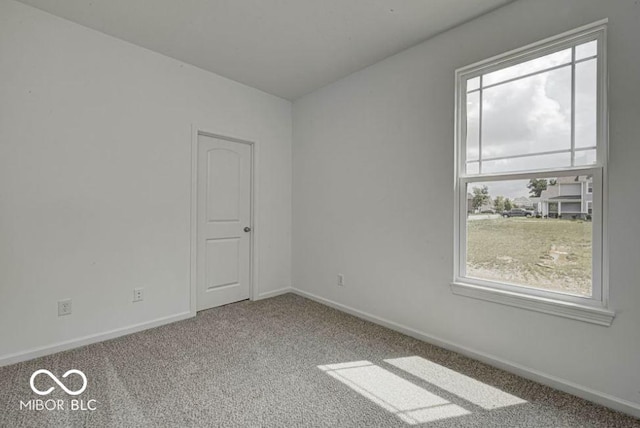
[[190, 125, 259, 315]]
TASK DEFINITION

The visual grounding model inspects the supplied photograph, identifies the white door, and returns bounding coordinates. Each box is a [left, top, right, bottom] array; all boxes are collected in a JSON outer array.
[[197, 134, 252, 311]]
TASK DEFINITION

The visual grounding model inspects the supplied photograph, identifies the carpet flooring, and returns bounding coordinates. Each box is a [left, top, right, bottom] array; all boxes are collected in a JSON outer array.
[[0, 293, 638, 427]]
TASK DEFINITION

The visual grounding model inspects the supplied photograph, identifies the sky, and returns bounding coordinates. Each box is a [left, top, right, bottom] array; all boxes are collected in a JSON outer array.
[[469, 179, 538, 201], [465, 40, 597, 177], [467, 41, 597, 199]]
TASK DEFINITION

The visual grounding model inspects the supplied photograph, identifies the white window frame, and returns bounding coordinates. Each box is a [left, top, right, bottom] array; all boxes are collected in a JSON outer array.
[[452, 20, 614, 326]]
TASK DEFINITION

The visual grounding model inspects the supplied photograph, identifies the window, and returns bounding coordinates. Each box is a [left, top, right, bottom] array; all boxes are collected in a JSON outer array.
[[453, 21, 613, 325]]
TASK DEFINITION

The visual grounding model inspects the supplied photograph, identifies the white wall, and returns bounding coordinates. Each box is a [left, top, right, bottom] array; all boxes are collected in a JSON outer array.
[[293, 0, 640, 415], [0, 0, 291, 362]]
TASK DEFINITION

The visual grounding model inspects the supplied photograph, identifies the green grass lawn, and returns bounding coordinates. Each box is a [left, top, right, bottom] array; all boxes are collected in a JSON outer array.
[[466, 217, 592, 296]]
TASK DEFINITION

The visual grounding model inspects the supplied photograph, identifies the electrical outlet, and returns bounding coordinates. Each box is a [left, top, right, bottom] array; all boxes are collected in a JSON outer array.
[[58, 299, 72, 316], [133, 288, 144, 302], [337, 274, 345, 287]]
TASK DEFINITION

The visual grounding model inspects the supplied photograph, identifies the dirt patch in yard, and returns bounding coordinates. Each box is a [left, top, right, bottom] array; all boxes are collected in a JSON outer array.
[[466, 218, 592, 296]]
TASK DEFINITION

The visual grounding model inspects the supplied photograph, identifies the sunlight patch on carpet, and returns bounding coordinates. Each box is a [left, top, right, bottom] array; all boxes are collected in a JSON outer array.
[[318, 361, 470, 424], [385, 356, 527, 410]]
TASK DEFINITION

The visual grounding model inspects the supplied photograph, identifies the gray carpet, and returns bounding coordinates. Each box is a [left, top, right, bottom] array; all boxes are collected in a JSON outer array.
[[0, 293, 638, 427]]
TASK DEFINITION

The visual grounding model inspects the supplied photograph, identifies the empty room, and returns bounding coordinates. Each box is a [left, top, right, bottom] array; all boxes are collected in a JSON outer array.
[[1, 0, 639, 426]]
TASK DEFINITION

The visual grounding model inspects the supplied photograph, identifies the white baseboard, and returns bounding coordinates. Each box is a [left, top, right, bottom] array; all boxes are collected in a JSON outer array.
[[1, 286, 293, 367], [0, 311, 193, 367], [290, 287, 640, 419], [255, 286, 293, 300]]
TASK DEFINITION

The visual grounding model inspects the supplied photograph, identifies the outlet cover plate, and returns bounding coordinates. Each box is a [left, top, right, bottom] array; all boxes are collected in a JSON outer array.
[[133, 288, 144, 302], [58, 299, 72, 316]]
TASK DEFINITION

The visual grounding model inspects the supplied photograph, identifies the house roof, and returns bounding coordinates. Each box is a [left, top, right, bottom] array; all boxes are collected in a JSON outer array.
[[555, 176, 579, 184], [549, 195, 581, 200], [555, 175, 592, 184], [513, 196, 531, 203]]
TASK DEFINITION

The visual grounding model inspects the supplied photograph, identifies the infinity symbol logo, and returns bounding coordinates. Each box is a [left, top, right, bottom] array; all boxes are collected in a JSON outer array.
[[29, 369, 87, 396]]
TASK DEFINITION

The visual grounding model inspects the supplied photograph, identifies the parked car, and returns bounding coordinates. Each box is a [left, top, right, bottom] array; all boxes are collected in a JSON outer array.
[[502, 208, 534, 218]]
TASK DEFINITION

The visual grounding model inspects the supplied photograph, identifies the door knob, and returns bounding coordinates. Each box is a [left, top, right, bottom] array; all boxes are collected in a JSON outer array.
[[244, 227, 252, 232]]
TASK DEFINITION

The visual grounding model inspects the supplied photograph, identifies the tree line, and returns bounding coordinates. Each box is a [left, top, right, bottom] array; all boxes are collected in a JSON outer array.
[[470, 178, 556, 212], [470, 186, 514, 212]]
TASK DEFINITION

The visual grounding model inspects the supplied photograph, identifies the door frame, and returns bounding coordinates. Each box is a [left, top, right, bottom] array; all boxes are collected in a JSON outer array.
[[190, 125, 259, 315]]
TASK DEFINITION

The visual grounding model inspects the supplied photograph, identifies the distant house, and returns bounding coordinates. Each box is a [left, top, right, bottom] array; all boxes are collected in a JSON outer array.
[[479, 198, 494, 212], [537, 176, 593, 219], [513, 196, 534, 209]]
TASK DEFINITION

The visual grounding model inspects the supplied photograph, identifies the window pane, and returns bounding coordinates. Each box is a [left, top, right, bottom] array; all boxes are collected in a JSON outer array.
[[466, 178, 592, 297], [482, 66, 571, 161], [483, 152, 571, 174], [483, 48, 572, 87], [466, 161, 479, 174], [576, 40, 597, 60], [467, 76, 480, 92], [466, 91, 480, 161], [575, 58, 597, 149], [574, 149, 596, 166]]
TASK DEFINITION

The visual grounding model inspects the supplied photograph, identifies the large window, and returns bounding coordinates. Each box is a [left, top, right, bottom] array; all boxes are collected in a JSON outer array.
[[453, 22, 613, 325]]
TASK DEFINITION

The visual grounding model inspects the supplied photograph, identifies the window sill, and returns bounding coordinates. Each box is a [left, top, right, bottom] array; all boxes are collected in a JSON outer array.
[[450, 281, 615, 326]]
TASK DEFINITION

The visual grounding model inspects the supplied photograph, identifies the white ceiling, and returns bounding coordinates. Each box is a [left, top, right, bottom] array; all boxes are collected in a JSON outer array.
[[17, 0, 513, 100]]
